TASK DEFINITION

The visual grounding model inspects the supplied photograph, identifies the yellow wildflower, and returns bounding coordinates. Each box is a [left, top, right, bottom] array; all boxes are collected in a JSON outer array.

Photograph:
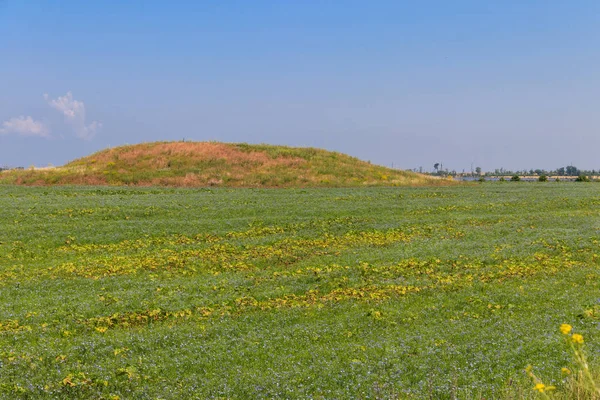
[[534, 383, 546, 393], [560, 324, 572, 335], [561, 367, 571, 375], [571, 333, 584, 344], [62, 375, 74, 387]]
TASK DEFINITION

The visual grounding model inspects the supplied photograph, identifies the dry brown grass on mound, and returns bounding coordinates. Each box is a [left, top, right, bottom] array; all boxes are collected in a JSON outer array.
[[89, 142, 306, 169], [2, 141, 457, 188]]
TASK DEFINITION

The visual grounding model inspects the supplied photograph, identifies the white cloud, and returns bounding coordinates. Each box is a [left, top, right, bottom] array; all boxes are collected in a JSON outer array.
[[0, 116, 50, 138], [44, 91, 101, 140]]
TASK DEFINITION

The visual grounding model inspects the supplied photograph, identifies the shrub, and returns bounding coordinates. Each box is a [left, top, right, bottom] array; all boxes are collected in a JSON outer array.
[[575, 175, 590, 182], [538, 175, 548, 182], [511, 175, 521, 181]]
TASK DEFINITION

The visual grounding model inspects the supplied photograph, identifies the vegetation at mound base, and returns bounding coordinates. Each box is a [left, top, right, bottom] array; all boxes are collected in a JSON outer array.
[[0, 141, 451, 187]]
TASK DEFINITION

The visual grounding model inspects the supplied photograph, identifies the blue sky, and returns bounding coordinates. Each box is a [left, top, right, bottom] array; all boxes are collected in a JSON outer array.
[[1, 1, 599, 172]]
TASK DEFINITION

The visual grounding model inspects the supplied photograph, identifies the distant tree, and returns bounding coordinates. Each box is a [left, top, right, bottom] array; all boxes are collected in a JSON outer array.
[[434, 163, 440, 173], [557, 167, 565, 176], [566, 165, 579, 176], [475, 167, 482, 175]]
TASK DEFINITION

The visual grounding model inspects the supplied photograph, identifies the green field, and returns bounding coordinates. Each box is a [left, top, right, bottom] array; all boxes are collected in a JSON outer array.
[[0, 184, 599, 398]]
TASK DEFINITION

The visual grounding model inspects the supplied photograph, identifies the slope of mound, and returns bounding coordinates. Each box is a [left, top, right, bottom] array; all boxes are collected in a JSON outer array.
[[0, 141, 451, 187]]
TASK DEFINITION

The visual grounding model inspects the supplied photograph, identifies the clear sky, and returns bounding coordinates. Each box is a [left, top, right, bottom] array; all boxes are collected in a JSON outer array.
[[1, 1, 599, 172]]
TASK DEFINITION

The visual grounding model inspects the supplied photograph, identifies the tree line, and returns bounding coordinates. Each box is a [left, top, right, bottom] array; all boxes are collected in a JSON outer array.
[[417, 164, 598, 178]]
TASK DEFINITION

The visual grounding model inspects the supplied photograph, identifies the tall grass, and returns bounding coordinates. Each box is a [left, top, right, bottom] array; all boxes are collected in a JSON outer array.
[[527, 325, 600, 399], [0, 141, 452, 187]]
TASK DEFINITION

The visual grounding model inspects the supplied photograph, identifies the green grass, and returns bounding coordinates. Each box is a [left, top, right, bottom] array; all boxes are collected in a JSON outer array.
[[0, 183, 598, 398]]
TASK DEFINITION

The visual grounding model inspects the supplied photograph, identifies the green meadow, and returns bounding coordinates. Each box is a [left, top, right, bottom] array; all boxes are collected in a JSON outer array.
[[0, 183, 598, 398]]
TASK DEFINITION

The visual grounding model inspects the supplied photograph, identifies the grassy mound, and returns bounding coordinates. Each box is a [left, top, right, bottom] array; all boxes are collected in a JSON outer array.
[[0, 141, 450, 187]]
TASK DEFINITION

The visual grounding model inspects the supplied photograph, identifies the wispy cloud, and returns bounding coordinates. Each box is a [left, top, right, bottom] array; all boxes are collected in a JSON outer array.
[[0, 116, 50, 138], [44, 92, 102, 140]]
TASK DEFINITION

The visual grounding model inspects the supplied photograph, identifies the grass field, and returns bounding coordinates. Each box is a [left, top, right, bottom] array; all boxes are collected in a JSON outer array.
[[0, 183, 599, 398]]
